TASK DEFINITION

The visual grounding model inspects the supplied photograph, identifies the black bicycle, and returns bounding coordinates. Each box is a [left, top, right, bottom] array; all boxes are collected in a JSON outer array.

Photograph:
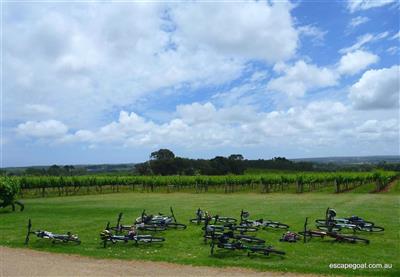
[[136, 207, 187, 230], [110, 212, 166, 234], [210, 231, 285, 257], [240, 210, 289, 230], [100, 222, 165, 248], [189, 208, 237, 225], [315, 208, 384, 233], [25, 219, 81, 245], [300, 217, 369, 244]]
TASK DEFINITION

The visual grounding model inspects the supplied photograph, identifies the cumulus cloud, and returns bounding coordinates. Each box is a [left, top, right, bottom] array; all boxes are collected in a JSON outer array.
[[170, 0, 298, 62], [349, 65, 399, 109], [347, 0, 396, 13], [17, 120, 68, 138], [337, 50, 379, 75], [4, 1, 299, 129], [267, 60, 338, 97]]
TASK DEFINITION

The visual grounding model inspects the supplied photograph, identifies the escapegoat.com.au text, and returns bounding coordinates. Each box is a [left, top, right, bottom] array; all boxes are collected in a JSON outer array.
[[329, 263, 393, 270]]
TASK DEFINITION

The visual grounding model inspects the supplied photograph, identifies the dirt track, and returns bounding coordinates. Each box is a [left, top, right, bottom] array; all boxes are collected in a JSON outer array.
[[0, 247, 319, 277]]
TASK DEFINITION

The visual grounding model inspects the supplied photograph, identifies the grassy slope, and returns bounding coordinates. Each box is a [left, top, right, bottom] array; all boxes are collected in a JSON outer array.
[[0, 192, 398, 276]]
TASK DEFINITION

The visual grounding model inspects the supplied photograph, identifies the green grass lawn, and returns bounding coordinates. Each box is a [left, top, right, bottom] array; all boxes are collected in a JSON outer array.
[[1, 190, 399, 276]]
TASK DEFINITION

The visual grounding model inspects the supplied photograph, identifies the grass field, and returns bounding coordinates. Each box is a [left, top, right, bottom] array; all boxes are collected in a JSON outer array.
[[1, 185, 399, 276]]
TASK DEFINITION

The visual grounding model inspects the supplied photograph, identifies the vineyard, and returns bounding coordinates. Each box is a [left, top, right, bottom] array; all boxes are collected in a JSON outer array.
[[5, 171, 398, 198]]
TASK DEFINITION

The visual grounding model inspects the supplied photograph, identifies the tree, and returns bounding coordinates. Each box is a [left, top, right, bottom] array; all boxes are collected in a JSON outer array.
[[150, 149, 175, 161], [228, 154, 244, 161], [0, 178, 24, 211]]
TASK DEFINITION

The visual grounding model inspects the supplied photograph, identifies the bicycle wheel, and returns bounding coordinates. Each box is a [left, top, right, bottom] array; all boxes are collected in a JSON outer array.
[[316, 225, 341, 232], [232, 226, 258, 233], [166, 223, 187, 230], [136, 235, 165, 243], [140, 225, 167, 232], [216, 217, 237, 224], [190, 218, 205, 224], [357, 225, 384, 232], [202, 225, 225, 232], [236, 235, 265, 244], [299, 231, 325, 238], [339, 235, 369, 244], [264, 222, 289, 229]]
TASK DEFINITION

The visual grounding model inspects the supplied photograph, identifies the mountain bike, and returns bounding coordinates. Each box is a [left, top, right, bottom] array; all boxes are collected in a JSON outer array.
[[24, 219, 81, 245], [136, 207, 187, 230], [240, 210, 289, 230], [100, 222, 165, 248], [300, 218, 369, 244], [315, 208, 384, 232]]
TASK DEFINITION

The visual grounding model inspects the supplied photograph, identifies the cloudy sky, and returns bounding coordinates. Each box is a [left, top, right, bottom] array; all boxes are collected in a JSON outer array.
[[2, 0, 399, 167]]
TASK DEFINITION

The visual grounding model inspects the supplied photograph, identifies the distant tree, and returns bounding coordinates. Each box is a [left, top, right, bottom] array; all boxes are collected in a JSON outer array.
[[228, 154, 244, 161], [150, 149, 175, 161], [47, 165, 62, 176]]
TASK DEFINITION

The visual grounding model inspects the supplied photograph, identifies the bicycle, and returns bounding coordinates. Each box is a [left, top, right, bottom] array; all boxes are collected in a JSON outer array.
[[299, 217, 369, 244], [136, 207, 187, 230], [240, 210, 289, 230], [110, 212, 166, 234], [189, 208, 237, 225], [24, 219, 81, 245], [209, 230, 285, 257], [315, 208, 384, 233], [100, 222, 165, 248]]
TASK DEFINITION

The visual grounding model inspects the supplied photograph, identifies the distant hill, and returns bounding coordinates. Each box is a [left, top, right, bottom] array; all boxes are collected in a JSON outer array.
[[292, 155, 400, 164]]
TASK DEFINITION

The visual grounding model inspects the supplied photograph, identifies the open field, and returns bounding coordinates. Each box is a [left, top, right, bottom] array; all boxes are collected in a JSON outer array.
[[1, 186, 399, 276]]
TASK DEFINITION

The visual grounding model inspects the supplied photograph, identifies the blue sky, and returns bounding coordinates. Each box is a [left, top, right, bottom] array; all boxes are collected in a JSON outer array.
[[2, 0, 399, 167]]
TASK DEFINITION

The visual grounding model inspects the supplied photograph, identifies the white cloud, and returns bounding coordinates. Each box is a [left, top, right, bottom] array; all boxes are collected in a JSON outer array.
[[349, 65, 400, 110], [17, 120, 68, 138], [390, 31, 400, 40], [267, 60, 338, 97], [4, 2, 299, 129], [170, 0, 298, 63], [340, 32, 388, 53], [348, 16, 369, 28], [347, 0, 396, 12], [298, 25, 327, 45], [337, 50, 379, 75], [387, 46, 399, 55]]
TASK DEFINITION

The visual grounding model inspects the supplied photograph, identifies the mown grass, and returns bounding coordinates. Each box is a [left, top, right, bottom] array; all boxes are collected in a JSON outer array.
[[0, 191, 398, 276]]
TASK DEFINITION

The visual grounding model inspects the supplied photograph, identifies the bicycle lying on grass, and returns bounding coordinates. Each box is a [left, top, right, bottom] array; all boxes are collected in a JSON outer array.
[[189, 208, 237, 225], [110, 212, 166, 234], [299, 217, 369, 244], [135, 207, 187, 230], [239, 210, 289, 230], [203, 216, 260, 243], [24, 219, 81, 245], [100, 222, 165, 248], [209, 230, 285, 257], [315, 208, 384, 233]]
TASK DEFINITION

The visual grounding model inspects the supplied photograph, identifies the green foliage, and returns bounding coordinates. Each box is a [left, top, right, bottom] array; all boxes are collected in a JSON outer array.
[[0, 177, 20, 203]]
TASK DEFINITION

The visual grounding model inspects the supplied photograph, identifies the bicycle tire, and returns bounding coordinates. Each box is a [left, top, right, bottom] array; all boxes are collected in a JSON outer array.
[[263, 222, 289, 229], [357, 225, 384, 232], [316, 225, 342, 232], [166, 223, 187, 230], [338, 235, 369, 244], [190, 218, 205, 224], [139, 225, 167, 232], [230, 225, 258, 232], [236, 235, 265, 244], [299, 231, 325, 238], [216, 217, 237, 224], [136, 235, 165, 243]]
